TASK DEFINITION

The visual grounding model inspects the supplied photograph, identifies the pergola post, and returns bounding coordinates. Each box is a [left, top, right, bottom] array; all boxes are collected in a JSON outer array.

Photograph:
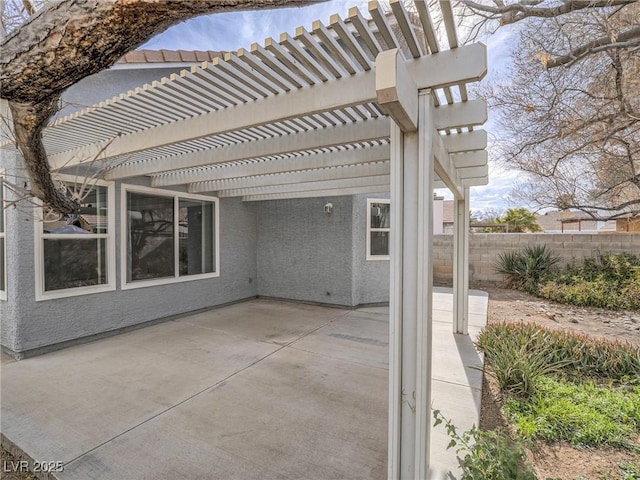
[[453, 187, 470, 334], [378, 49, 435, 479]]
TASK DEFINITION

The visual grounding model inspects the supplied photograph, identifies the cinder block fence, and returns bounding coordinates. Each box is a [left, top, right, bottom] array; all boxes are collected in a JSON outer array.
[[433, 233, 640, 285]]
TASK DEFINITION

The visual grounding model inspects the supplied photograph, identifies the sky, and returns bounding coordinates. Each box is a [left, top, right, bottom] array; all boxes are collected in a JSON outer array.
[[143, 0, 519, 215]]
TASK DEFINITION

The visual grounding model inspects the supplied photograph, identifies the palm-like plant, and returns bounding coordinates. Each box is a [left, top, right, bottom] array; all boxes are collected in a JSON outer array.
[[498, 208, 542, 233], [495, 245, 559, 293]]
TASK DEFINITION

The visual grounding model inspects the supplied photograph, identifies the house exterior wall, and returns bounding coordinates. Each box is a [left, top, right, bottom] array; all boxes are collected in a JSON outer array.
[[1, 160, 259, 355], [433, 233, 640, 285], [352, 194, 390, 305], [55, 67, 189, 119], [256, 196, 355, 306]]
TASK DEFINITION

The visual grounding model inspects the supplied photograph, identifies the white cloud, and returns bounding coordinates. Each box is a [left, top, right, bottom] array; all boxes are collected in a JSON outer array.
[[144, 1, 370, 52]]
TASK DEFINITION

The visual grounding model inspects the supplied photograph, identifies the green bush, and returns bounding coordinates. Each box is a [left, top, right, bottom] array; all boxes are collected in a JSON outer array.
[[475, 324, 568, 397], [433, 410, 538, 480], [477, 322, 640, 383], [494, 245, 559, 294], [504, 377, 640, 449], [538, 252, 640, 310]]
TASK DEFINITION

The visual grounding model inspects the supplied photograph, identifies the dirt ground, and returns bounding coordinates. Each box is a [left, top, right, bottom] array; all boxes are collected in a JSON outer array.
[[480, 285, 640, 480]]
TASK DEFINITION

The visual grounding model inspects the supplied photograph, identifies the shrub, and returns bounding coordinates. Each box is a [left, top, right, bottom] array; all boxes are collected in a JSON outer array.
[[476, 322, 640, 383], [475, 324, 568, 397], [504, 377, 640, 449], [494, 245, 559, 294], [433, 410, 537, 480], [538, 252, 640, 310]]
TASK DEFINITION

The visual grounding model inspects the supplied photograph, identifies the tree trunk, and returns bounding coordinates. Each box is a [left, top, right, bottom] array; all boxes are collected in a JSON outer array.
[[0, 0, 316, 213]]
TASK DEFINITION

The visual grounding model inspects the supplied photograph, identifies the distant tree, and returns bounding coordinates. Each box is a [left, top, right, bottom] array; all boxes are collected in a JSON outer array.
[[498, 208, 542, 233], [469, 208, 504, 232], [458, 0, 640, 221]]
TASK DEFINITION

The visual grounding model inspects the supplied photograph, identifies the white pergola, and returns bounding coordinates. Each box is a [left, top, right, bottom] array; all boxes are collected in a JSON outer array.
[[41, 1, 487, 477]]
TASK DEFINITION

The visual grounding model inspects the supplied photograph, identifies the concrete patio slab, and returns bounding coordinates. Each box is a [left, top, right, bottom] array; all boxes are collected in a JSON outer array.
[[1, 289, 487, 480]]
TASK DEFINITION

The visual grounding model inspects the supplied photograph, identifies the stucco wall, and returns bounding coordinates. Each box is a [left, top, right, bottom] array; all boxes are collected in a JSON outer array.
[[433, 233, 640, 285], [351, 194, 390, 304], [55, 67, 187, 119], [256, 196, 355, 305], [2, 167, 258, 354]]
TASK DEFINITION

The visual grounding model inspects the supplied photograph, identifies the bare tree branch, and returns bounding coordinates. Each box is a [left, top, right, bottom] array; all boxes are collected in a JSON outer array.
[[459, 0, 636, 24], [545, 25, 640, 67]]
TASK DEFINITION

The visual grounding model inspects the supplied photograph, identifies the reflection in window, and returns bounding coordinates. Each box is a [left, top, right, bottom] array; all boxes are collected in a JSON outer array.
[[179, 199, 216, 276], [40, 182, 111, 293], [367, 199, 390, 259], [124, 189, 218, 286], [127, 192, 175, 282], [44, 239, 107, 291]]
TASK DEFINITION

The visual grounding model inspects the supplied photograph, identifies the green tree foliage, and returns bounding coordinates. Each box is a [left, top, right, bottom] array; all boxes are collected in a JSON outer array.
[[498, 208, 542, 233]]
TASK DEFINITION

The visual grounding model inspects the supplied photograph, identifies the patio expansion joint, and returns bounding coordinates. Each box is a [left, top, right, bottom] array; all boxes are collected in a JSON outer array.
[[286, 344, 389, 371], [61, 310, 352, 471], [432, 377, 482, 392]]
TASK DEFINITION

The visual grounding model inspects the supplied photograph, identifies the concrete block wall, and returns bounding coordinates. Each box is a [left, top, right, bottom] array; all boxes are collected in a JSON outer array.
[[433, 233, 640, 285]]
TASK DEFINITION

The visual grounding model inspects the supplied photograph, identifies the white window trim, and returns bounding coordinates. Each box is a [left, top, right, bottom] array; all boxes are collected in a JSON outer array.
[[0, 170, 7, 301], [121, 184, 220, 290], [366, 198, 391, 261], [34, 176, 116, 301]]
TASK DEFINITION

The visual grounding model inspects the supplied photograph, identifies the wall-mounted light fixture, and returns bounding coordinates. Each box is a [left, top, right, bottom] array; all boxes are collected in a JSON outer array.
[[324, 202, 333, 214]]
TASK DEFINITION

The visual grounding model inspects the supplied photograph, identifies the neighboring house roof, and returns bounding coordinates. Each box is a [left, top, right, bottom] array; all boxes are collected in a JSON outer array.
[[117, 49, 224, 64], [536, 210, 598, 231]]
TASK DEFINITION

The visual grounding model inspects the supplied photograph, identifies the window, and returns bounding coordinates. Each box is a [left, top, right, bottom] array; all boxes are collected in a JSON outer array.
[[367, 199, 390, 260], [122, 186, 219, 289], [0, 172, 6, 301], [35, 178, 115, 300]]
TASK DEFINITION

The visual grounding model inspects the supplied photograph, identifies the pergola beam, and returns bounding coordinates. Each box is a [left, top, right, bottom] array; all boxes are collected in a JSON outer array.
[[188, 161, 389, 193], [217, 175, 390, 197], [150, 143, 391, 187], [432, 129, 464, 199], [434, 99, 487, 131], [442, 130, 487, 152], [106, 119, 389, 180], [104, 99, 485, 181], [241, 184, 389, 201]]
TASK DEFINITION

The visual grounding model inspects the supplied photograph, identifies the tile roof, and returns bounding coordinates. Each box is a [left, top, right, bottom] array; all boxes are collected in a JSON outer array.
[[117, 49, 224, 64]]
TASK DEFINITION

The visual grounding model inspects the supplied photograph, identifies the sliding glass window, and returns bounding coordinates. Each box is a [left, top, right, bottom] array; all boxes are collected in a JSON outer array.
[[123, 186, 219, 289]]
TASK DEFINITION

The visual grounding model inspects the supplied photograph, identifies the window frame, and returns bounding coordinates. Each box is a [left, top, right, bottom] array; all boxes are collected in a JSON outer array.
[[34, 176, 116, 301], [366, 198, 391, 261], [0, 170, 7, 301], [121, 184, 220, 290]]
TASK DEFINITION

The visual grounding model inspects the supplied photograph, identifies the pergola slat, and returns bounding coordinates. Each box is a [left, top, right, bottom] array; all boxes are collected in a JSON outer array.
[[329, 14, 373, 71], [347, 7, 382, 59], [312, 20, 360, 75], [369, 1, 401, 51], [390, 0, 423, 58]]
